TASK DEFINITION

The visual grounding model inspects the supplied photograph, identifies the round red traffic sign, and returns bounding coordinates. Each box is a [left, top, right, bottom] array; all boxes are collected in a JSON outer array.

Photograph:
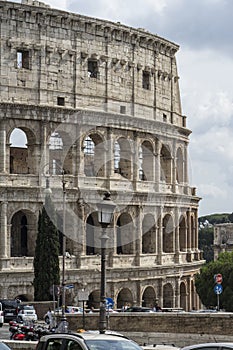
[[215, 273, 222, 284]]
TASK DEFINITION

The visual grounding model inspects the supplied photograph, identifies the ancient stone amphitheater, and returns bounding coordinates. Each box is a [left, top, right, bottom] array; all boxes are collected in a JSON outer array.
[[0, 0, 203, 310]]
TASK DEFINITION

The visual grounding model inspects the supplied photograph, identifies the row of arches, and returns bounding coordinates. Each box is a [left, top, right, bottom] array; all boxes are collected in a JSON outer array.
[[8, 127, 187, 185], [10, 208, 196, 257], [5, 282, 194, 311]]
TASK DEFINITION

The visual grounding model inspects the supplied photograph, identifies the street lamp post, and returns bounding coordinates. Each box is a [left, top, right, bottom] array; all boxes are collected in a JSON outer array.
[[97, 192, 116, 334], [60, 169, 68, 331]]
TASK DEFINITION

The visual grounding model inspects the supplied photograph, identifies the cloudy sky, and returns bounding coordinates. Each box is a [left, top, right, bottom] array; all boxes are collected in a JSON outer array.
[[14, 0, 233, 216]]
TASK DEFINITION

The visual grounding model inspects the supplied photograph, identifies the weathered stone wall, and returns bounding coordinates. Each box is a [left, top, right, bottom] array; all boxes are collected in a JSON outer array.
[[66, 312, 233, 336]]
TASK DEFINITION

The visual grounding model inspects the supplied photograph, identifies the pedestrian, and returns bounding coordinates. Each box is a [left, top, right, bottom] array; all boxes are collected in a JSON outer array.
[[47, 308, 53, 328]]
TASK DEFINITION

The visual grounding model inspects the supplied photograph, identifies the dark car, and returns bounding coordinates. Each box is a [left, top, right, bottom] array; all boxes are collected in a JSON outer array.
[[0, 300, 20, 322], [36, 331, 144, 350], [124, 306, 154, 313]]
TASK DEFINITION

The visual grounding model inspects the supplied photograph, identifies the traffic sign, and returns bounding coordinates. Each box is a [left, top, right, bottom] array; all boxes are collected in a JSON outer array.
[[214, 284, 223, 295], [105, 297, 114, 308], [214, 274, 223, 284], [65, 284, 74, 290]]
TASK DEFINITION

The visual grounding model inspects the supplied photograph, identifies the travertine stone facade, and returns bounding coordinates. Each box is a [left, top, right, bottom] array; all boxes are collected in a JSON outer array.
[[213, 223, 233, 260], [0, 0, 203, 310]]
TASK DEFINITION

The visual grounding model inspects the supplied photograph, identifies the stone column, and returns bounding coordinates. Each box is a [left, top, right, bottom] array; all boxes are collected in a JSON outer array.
[[134, 205, 142, 266], [106, 127, 115, 183], [157, 207, 163, 265], [0, 122, 6, 173], [187, 209, 191, 251], [174, 208, 180, 263], [154, 140, 161, 191], [0, 202, 8, 258], [132, 132, 139, 191]]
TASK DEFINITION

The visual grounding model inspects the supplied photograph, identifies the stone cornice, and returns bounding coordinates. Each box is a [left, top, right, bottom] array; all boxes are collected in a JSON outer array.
[[0, 102, 191, 138], [0, 1, 179, 57]]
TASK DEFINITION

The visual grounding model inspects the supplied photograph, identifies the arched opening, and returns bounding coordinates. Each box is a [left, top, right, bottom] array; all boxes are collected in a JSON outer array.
[[83, 134, 105, 177], [179, 215, 186, 251], [176, 147, 184, 183], [117, 213, 134, 254], [142, 214, 156, 254], [11, 210, 37, 257], [49, 131, 73, 175], [86, 213, 100, 255], [116, 288, 133, 308], [191, 215, 195, 249], [160, 144, 172, 183], [142, 286, 156, 307], [9, 127, 36, 174], [180, 282, 187, 310], [139, 140, 153, 181], [87, 290, 100, 309], [163, 283, 173, 308], [163, 214, 174, 253], [114, 137, 132, 180]]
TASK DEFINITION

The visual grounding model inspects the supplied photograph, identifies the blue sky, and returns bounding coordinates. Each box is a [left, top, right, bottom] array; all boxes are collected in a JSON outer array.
[[13, 0, 233, 216]]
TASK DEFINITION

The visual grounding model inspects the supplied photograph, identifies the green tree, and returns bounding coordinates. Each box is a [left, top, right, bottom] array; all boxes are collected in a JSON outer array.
[[195, 251, 233, 311], [199, 226, 214, 262], [33, 194, 60, 301]]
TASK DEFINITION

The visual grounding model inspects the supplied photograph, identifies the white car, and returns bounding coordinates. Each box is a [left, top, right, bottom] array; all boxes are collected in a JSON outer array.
[[16, 304, 38, 323], [181, 343, 233, 350], [0, 303, 4, 327], [44, 306, 84, 324]]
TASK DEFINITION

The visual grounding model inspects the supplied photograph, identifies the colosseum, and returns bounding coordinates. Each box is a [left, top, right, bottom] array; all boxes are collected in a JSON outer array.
[[0, 0, 203, 310]]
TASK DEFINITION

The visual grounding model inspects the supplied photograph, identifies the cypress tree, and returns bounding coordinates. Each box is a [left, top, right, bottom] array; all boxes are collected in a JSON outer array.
[[34, 194, 60, 301]]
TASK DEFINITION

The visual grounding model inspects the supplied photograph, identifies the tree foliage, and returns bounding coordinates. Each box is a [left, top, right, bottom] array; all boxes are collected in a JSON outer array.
[[195, 251, 233, 311], [199, 227, 214, 262], [33, 195, 60, 301]]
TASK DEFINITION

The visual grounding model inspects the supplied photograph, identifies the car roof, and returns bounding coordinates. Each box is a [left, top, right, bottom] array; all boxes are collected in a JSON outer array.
[[182, 343, 233, 350], [40, 331, 131, 342]]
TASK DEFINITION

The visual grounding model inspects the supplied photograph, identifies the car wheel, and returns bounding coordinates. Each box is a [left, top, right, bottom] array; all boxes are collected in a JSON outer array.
[[0, 323, 3, 328]]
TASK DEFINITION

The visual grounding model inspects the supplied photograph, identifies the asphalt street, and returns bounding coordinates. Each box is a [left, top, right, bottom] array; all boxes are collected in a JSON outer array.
[[0, 323, 11, 340]]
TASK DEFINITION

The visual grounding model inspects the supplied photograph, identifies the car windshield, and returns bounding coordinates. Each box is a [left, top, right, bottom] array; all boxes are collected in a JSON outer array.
[[85, 339, 143, 350], [23, 305, 34, 310]]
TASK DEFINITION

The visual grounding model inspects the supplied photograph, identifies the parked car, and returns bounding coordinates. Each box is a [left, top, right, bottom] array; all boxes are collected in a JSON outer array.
[[0, 343, 12, 350], [143, 345, 180, 350], [0, 303, 4, 327], [16, 304, 38, 323], [181, 343, 233, 350], [0, 299, 20, 322], [36, 330, 144, 350], [123, 306, 154, 313]]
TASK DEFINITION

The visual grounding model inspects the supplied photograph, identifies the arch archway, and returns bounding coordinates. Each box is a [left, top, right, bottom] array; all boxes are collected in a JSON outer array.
[[139, 140, 153, 181], [163, 283, 173, 308], [142, 286, 156, 307], [9, 127, 36, 174], [117, 213, 134, 254], [116, 288, 133, 308], [83, 133, 105, 177], [179, 215, 186, 251], [88, 290, 100, 309], [10, 210, 37, 257], [114, 137, 132, 179], [163, 214, 174, 253], [160, 144, 172, 183], [142, 214, 156, 254], [176, 147, 184, 183], [180, 282, 187, 310]]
